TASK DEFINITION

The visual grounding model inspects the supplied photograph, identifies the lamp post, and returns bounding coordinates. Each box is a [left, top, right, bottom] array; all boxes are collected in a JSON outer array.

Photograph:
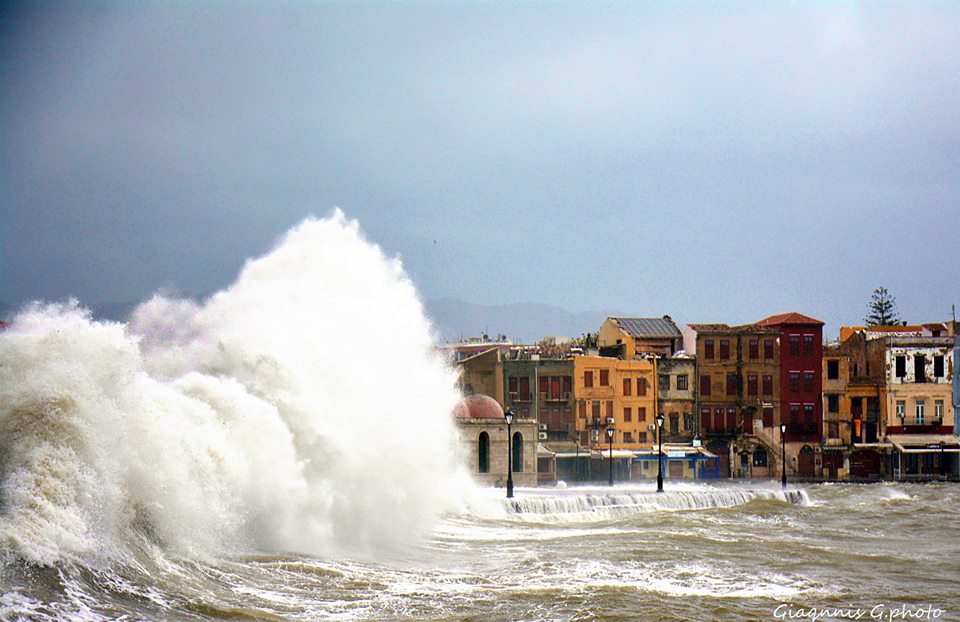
[[656, 412, 665, 493], [780, 421, 787, 489], [606, 426, 615, 486], [505, 409, 515, 498]]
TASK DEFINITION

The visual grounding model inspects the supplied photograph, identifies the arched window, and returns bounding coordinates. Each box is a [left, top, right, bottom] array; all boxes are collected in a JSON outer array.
[[752, 447, 768, 467], [512, 431, 523, 472], [478, 432, 490, 473]]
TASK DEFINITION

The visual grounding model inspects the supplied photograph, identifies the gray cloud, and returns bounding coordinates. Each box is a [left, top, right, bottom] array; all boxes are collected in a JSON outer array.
[[2, 2, 958, 336]]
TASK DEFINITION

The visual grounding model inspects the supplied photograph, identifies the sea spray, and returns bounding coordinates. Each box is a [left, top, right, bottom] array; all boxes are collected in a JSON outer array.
[[0, 210, 469, 565]]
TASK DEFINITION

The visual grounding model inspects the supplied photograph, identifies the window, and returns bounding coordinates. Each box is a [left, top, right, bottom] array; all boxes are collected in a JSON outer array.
[[714, 407, 724, 431], [659, 374, 670, 391], [599, 369, 609, 386], [700, 407, 711, 432], [624, 407, 632, 422], [764, 339, 775, 359], [804, 335, 814, 355], [704, 339, 715, 359], [896, 400, 905, 418], [752, 448, 768, 467], [789, 335, 800, 355], [519, 377, 530, 400], [623, 377, 632, 396], [895, 356, 906, 378], [763, 375, 773, 396], [803, 404, 814, 427], [749, 339, 759, 359], [700, 375, 711, 396], [478, 432, 490, 473], [789, 403, 801, 424], [584, 371, 594, 388], [638, 407, 647, 421], [563, 376, 572, 394], [828, 422, 839, 439], [539, 376, 549, 395], [551, 377, 563, 400], [726, 407, 736, 431], [803, 372, 814, 392], [677, 375, 689, 391], [789, 372, 800, 392], [827, 395, 839, 413], [726, 373, 737, 396], [591, 401, 601, 419], [747, 375, 758, 396], [934, 356, 945, 378], [762, 407, 774, 428], [827, 360, 839, 380], [512, 432, 523, 472], [935, 400, 944, 421], [670, 414, 679, 435], [606, 401, 613, 418], [915, 400, 925, 425], [638, 378, 647, 396], [638, 432, 648, 443], [508, 377, 517, 396], [915, 356, 926, 383], [623, 431, 634, 444], [684, 413, 695, 431], [719, 340, 730, 360], [578, 400, 586, 419]]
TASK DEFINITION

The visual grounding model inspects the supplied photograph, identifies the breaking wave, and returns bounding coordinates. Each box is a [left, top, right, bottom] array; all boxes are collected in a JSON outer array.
[[0, 210, 468, 566]]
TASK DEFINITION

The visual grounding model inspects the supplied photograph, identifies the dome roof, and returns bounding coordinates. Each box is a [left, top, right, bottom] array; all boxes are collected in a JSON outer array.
[[452, 394, 504, 420]]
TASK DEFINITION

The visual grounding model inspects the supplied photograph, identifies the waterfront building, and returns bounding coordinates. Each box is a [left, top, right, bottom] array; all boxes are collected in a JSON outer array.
[[656, 355, 698, 444], [821, 344, 853, 480], [502, 357, 576, 443], [453, 394, 538, 489], [682, 322, 781, 478], [758, 312, 824, 479], [572, 355, 655, 452]]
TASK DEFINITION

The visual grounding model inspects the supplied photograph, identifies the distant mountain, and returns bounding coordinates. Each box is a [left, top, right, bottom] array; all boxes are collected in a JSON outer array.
[[425, 297, 621, 344]]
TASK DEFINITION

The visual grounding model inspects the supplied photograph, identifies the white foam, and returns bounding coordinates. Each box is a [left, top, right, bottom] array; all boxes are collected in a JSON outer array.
[[0, 211, 469, 564]]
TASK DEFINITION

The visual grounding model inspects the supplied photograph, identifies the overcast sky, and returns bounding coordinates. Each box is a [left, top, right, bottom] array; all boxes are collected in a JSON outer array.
[[2, 1, 958, 337]]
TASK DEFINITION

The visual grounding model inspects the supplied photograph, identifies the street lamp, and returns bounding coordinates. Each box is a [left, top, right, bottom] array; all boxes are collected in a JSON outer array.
[[780, 421, 787, 489], [505, 409, 515, 498], [606, 426, 615, 486], [656, 412, 665, 493]]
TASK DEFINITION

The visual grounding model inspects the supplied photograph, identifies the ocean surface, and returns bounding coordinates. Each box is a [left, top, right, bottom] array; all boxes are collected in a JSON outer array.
[[3, 481, 958, 622]]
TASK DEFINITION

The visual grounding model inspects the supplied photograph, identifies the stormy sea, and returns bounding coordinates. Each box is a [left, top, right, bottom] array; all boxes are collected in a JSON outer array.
[[1, 213, 958, 621]]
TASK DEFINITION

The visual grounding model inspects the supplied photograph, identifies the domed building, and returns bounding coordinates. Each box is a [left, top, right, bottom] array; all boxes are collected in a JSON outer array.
[[453, 394, 538, 489]]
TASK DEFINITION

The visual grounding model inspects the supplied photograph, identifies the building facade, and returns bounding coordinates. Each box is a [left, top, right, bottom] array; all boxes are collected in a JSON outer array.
[[683, 323, 782, 478], [453, 394, 538, 488], [758, 312, 824, 479], [572, 355, 656, 451], [656, 356, 698, 444]]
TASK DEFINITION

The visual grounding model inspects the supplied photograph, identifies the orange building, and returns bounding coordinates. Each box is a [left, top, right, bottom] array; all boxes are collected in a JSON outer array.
[[572, 355, 656, 451]]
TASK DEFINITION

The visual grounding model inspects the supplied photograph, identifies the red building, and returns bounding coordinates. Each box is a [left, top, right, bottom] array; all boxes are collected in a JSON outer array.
[[758, 312, 824, 445]]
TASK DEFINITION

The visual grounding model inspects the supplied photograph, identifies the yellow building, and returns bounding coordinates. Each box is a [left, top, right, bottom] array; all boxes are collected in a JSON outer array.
[[572, 355, 656, 451]]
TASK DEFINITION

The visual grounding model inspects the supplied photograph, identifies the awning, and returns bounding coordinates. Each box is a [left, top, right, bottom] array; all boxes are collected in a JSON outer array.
[[889, 434, 960, 454], [536, 443, 556, 457]]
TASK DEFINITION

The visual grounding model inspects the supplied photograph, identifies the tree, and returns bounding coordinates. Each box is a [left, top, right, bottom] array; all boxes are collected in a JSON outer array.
[[865, 287, 902, 326]]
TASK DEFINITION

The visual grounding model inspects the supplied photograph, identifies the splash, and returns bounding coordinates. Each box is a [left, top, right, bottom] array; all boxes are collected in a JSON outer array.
[[0, 211, 467, 565]]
